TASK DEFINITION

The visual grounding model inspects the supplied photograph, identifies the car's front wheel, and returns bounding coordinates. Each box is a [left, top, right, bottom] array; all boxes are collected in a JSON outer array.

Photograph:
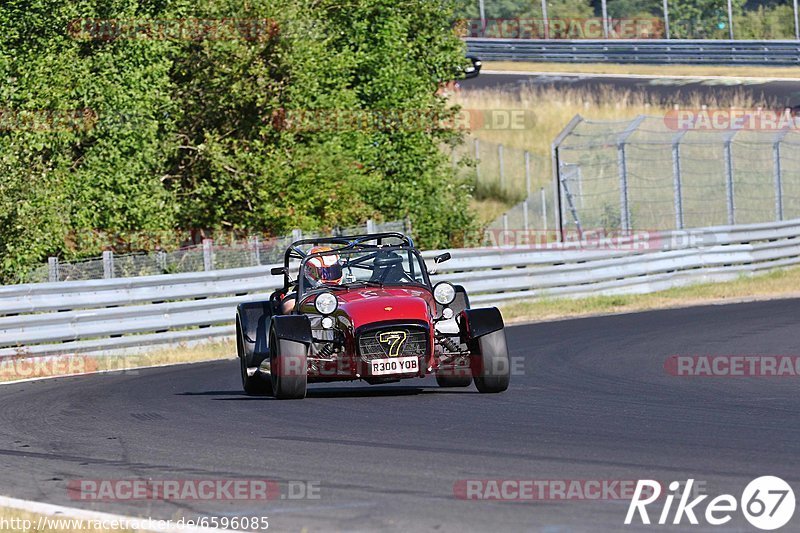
[[269, 331, 308, 400], [470, 329, 510, 393], [238, 319, 272, 396]]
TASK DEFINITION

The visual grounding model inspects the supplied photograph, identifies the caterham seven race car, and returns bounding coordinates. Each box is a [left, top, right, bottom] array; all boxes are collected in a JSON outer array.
[[235, 233, 510, 399]]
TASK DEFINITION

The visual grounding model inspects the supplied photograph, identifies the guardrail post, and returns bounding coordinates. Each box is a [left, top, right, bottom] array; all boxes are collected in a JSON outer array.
[[524, 150, 531, 198], [502, 213, 508, 233], [773, 129, 789, 221], [366, 219, 376, 234], [48, 257, 59, 282], [672, 131, 686, 230], [292, 228, 303, 242], [249, 236, 261, 266], [498, 144, 505, 195], [723, 131, 737, 225], [203, 239, 214, 271], [102, 251, 114, 279]]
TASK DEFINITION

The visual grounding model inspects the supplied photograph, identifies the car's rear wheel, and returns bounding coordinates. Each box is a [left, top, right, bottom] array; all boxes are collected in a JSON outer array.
[[470, 329, 510, 393], [238, 320, 272, 396], [435, 367, 472, 388], [270, 331, 307, 400]]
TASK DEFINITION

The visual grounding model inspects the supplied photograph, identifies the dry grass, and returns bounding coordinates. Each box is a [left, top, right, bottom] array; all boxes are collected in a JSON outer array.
[[469, 197, 514, 225], [451, 85, 759, 157], [484, 61, 800, 79], [500, 266, 800, 323], [0, 338, 234, 384]]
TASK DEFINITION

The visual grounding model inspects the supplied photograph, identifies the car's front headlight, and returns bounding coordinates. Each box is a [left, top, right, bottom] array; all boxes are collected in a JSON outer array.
[[433, 282, 456, 306], [315, 292, 338, 315]]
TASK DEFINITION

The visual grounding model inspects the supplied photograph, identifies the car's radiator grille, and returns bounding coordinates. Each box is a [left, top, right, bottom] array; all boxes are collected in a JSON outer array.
[[358, 326, 428, 360]]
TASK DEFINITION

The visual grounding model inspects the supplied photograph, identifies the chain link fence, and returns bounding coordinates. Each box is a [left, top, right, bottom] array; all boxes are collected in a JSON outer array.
[[552, 113, 800, 235], [26, 220, 407, 283], [448, 135, 552, 201]]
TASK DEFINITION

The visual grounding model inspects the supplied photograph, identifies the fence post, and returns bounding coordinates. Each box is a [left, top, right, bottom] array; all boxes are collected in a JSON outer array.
[[617, 116, 645, 234], [663, 0, 671, 39], [102, 250, 114, 279], [474, 138, 480, 185], [551, 115, 584, 242], [292, 228, 303, 242], [671, 131, 686, 230], [727, 0, 734, 39], [723, 131, 737, 225], [249, 235, 261, 266], [541, 0, 550, 39], [773, 129, 789, 221], [498, 144, 505, 194], [795, 0, 799, 40], [541, 187, 547, 232], [366, 218, 376, 234], [48, 257, 59, 282], [522, 199, 529, 232], [502, 213, 508, 233], [203, 239, 214, 271], [156, 250, 167, 272], [524, 150, 531, 198]]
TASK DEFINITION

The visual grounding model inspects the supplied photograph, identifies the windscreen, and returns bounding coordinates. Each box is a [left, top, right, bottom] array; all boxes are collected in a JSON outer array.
[[299, 247, 427, 292]]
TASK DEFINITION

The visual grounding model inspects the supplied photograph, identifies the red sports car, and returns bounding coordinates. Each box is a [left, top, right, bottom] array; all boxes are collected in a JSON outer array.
[[235, 233, 509, 399]]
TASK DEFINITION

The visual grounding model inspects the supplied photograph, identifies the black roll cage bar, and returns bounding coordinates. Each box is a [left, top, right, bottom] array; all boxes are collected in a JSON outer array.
[[278, 233, 430, 296]]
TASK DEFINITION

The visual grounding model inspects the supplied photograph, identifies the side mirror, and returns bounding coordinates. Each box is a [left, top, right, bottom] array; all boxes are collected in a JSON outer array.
[[434, 252, 451, 264], [271, 266, 288, 276]]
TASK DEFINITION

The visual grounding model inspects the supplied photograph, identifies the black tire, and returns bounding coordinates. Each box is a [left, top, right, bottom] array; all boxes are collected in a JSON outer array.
[[435, 367, 472, 388], [237, 320, 272, 396], [270, 331, 307, 400], [470, 329, 510, 394]]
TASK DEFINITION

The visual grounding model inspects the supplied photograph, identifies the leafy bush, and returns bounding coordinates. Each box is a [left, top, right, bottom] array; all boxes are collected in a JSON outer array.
[[0, 0, 475, 282]]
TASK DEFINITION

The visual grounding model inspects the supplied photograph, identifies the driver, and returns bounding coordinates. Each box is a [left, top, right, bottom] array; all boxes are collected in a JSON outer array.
[[281, 246, 343, 313]]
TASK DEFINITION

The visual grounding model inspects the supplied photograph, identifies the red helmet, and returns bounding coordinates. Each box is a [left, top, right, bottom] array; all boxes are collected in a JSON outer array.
[[306, 246, 343, 286]]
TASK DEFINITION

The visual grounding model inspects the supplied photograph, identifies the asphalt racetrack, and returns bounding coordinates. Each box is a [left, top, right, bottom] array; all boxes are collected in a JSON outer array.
[[0, 298, 799, 531], [464, 70, 800, 108]]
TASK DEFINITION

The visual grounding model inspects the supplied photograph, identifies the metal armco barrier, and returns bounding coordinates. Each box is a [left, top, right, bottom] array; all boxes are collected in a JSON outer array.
[[2, 219, 800, 358], [465, 39, 800, 65]]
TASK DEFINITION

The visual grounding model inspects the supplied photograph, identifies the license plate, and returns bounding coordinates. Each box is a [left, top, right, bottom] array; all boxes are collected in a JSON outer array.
[[370, 356, 419, 376]]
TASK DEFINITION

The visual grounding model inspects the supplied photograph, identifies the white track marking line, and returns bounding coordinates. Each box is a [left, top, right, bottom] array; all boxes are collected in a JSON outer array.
[[0, 494, 229, 533]]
